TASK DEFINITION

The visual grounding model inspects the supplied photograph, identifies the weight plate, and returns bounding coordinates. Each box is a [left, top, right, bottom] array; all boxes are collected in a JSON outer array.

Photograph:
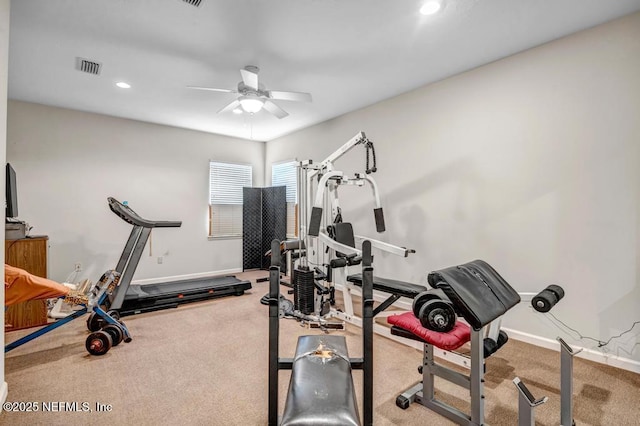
[[85, 330, 112, 356], [102, 324, 124, 346], [86, 312, 104, 332], [419, 299, 456, 332], [412, 290, 442, 318]]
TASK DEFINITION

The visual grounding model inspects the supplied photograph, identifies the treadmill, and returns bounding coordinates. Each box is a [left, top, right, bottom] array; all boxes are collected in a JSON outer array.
[[106, 197, 252, 316]]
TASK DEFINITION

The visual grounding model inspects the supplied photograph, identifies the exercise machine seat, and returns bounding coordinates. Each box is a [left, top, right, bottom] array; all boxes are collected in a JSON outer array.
[[281, 335, 360, 426], [428, 259, 520, 331], [347, 274, 426, 299], [333, 223, 356, 254], [388, 312, 470, 351]]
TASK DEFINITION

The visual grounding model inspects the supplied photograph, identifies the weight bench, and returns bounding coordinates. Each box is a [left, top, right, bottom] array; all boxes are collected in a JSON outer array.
[[281, 335, 360, 426], [346, 273, 426, 315], [389, 260, 520, 426], [269, 240, 375, 426]]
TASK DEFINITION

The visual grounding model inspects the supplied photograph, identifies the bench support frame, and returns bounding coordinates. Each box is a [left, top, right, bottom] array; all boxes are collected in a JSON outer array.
[[396, 328, 486, 425], [268, 240, 374, 426]]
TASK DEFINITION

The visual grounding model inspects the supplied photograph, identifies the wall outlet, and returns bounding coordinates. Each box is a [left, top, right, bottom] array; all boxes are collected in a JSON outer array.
[[157, 256, 163, 264], [74, 262, 82, 272]]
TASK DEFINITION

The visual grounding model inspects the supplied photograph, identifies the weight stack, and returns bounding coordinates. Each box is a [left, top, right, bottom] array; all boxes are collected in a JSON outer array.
[[293, 268, 315, 315]]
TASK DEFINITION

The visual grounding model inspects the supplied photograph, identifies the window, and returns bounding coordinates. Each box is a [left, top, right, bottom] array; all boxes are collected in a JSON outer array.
[[272, 160, 298, 237], [209, 161, 252, 238]]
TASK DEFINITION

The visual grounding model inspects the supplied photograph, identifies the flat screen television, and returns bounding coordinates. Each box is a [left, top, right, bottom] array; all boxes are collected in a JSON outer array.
[[6, 162, 18, 219]]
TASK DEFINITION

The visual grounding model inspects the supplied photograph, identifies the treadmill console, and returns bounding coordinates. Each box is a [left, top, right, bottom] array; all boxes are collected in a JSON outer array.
[[107, 197, 182, 228]]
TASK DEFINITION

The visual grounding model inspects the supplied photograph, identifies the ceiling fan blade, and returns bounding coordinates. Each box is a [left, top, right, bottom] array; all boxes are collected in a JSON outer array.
[[263, 100, 289, 119], [187, 86, 237, 94], [240, 68, 259, 90], [268, 90, 312, 103], [217, 99, 241, 114]]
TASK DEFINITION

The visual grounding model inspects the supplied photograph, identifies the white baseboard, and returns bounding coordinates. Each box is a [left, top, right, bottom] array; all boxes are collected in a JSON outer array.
[[0, 381, 7, 407], [131, 268, 242, 286], [503, 327, 640, 374]]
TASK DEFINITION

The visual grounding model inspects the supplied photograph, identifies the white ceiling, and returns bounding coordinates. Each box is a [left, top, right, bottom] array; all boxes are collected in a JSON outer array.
[[8, 0, 640, 142]]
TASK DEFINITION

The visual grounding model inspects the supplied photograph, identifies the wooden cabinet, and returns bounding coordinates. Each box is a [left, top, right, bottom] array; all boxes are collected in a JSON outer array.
[[5, 236, 49, 331]]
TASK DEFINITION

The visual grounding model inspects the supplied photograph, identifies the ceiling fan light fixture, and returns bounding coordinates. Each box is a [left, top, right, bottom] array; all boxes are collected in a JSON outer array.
[[232, 108, 243, 114], [420, 0, 444, 15], [239, 96, 264, 113]]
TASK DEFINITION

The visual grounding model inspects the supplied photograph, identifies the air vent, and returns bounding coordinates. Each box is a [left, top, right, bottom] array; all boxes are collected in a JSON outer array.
[[75, 57, 102, 75], [182, 0, 202, 6]]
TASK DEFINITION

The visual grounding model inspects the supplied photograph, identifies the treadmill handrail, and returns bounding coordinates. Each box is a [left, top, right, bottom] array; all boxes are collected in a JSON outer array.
[[108, 197, 182, 228]]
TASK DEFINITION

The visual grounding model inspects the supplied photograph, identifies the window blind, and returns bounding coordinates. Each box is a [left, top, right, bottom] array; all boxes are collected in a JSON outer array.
[[272, 160, 298, 237], [272, 160, 297, 203], [209, 161, 252, 237], [209, 161, 253, 205]]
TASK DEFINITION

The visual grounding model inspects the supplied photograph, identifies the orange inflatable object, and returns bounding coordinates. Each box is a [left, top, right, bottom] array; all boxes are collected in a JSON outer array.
[[4, 264, 70, 306]]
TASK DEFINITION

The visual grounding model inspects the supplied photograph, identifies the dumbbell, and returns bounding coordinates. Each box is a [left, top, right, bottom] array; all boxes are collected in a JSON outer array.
[[531, 284, 565, 313], [412, 290, 456, 332]]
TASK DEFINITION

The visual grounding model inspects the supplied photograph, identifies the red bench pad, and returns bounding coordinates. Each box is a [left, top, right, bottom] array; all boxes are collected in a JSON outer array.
[[388, 312, 471, 351]]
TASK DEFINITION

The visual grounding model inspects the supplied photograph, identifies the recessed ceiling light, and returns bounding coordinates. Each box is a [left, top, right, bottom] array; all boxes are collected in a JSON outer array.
[[232, 108, 243, 114], [420, 0, 444, 16], [116, 81, 131, 89]]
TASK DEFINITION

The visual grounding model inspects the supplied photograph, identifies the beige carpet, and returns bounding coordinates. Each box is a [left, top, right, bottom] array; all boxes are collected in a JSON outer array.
[[2, 270, 639, 425]]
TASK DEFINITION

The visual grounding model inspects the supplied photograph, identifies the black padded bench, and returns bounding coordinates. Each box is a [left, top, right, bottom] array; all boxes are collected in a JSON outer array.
[[281, 335, 360, 426], [346, 273, 426, 316], [347, 274, 426, 299]]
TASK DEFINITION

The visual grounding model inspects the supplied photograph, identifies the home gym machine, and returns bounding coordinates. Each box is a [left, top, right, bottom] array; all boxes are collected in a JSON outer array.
[[5, 270, 133, 356], [106, 197, 251, 316], [268, 239, 374, 426], [294, 132, 421, 336], [388, 264, 567, 426]]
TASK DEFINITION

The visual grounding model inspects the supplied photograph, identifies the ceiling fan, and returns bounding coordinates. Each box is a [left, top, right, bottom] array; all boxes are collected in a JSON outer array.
[[187, 65, 312, 119]]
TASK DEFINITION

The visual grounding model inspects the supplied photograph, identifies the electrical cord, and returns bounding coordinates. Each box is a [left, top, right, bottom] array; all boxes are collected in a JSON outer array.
[[547, 312, 640, 348]]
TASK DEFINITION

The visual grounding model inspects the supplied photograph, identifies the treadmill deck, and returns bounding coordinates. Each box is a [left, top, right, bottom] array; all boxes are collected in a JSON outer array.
[[119, 275, 252, 316]]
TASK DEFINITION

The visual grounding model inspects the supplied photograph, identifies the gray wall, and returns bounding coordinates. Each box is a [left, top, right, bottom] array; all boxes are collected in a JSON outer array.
[[266, 13, 640, 363], [7, 100, 265, 283], [5, 11, 639, 368]]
